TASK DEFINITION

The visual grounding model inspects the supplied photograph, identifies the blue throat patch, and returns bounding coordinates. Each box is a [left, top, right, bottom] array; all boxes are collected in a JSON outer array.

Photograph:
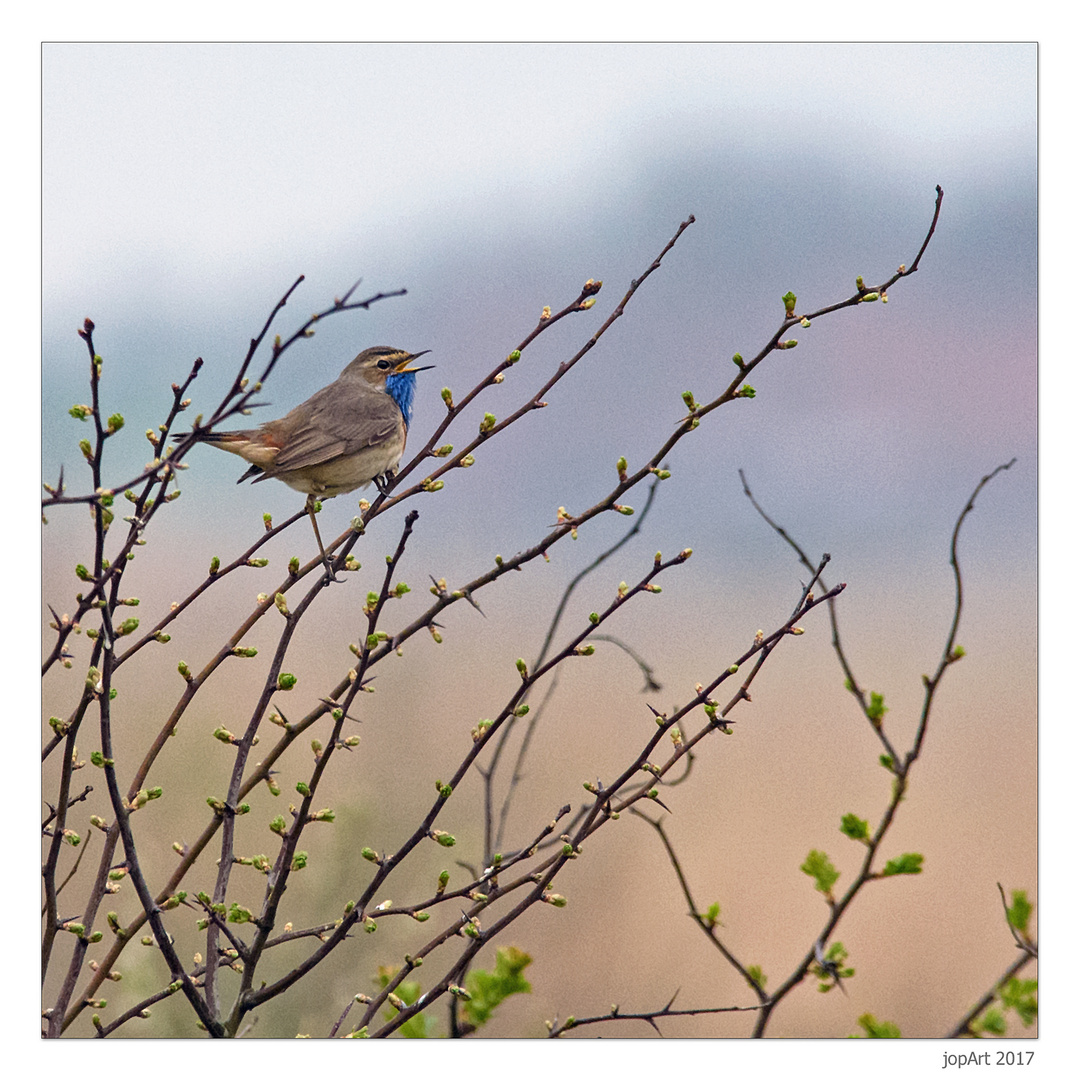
[[385, 371, 418, 430]]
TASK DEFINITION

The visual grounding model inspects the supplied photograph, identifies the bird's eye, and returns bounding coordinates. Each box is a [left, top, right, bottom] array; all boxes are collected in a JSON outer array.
[[377, 359, 392, 370]]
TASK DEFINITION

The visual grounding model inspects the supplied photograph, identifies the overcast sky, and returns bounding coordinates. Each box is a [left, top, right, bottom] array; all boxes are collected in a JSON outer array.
[[44, 43, 1033, 299]]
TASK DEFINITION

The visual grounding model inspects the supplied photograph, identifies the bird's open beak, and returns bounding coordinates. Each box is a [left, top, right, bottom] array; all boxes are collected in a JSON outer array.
[[395, 350, 434, 373]]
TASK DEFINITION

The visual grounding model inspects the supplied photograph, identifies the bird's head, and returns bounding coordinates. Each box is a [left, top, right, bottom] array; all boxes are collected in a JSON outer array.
[[342, 346, 433, 386], [343, 347, 433, 430]]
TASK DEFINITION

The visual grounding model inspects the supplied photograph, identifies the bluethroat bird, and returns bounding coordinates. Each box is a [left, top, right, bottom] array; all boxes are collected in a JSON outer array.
[[182, 346, 432, 579]]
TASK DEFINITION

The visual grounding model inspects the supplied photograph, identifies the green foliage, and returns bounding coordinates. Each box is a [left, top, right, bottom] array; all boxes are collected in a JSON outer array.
[[972, 1007, 1007, 1036], [376, 967, 436, 1039], [701, 901, 721, 929], [463, 946, 533, 1029], [1006, 890, 1033, 935], [866, 691, 888, 723], [801, 849, 840, 897], [1000, 977, 1038, 1027], [840, 813, 869, 841], [855, 1013, 901, 1038], [881, 852, 924, 877], [746, 965, 766, 991], [228, 903, 253, 924]]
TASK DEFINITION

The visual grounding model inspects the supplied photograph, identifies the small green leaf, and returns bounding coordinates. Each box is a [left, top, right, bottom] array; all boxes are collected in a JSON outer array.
[[974, 1007, 1007, 1036], [801, 850, 840, 897], [867, 691, 888, 723], [855, 1013, 901, 1038], [228, 903, 254, 924], [1006, 890, 1033, 934], [840, 813, 870, 842], [881, 852, 924, 877], [1000, 977, 1038, 1027], [462, 946, 533, 1029]]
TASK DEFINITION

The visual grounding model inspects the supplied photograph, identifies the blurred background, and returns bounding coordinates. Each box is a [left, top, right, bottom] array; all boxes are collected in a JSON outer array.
[[42, 43, 1036, 1041]]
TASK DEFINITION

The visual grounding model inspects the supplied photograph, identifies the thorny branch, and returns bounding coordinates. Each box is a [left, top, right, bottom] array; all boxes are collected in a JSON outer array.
[[42, 189, 979, 1039], [631, 458, 1017, 1038]]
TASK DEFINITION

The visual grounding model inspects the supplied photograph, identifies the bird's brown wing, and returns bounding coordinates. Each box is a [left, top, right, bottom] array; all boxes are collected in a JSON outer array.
[[258, 383, 402, 474]]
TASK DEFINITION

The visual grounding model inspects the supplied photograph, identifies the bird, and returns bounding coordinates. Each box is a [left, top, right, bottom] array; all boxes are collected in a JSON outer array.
[[181, 345, 432, 579]]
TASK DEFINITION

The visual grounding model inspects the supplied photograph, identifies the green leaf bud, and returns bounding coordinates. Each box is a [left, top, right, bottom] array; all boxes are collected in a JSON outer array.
[[277, 673, 297, 691], [867, 691, 888, 724], [228, 903, 254, 924]]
